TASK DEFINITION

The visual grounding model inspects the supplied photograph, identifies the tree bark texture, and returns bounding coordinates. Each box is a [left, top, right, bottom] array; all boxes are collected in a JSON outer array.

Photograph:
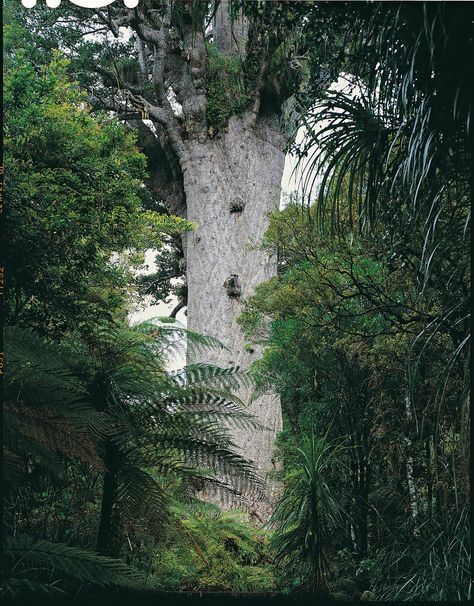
[[213, 0, 248, 57], [182, 113, 284, 521]]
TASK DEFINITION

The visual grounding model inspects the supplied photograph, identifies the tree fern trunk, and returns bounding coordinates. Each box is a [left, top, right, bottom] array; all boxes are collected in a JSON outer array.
[[96, 441, 119, 556]]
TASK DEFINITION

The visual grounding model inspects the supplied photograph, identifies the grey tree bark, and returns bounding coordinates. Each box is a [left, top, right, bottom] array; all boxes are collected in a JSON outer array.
[[182, 114, 284, 521], [213, 0, 248, 57]]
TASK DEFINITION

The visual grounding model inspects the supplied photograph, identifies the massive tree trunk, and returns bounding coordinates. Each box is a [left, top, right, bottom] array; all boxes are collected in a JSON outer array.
[[76, 0, 301, 520], [182, 113, 284, 521]]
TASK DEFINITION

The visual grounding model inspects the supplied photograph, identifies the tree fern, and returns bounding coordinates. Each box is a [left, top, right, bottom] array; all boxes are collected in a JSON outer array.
[[72, 320, 262, 554], [4, 320, 262, 559]]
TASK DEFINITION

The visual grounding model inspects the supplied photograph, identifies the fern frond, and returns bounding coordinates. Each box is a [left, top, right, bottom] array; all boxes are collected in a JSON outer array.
[[162, 385, 246, 410], [4, 404, 103, 469], [134, 318, 228, 354], [2, 576, 66, 597], [153, 321, 228, 353], [3, 434, 66, 477], [178, 409, 263, 432], [6, 327, 85, 397], [3, 535, 142, 589], [170, 363, 251, 390], [2, 448, 26, 488], [5, 327, 108, 442], [116, 465, 168, 520]]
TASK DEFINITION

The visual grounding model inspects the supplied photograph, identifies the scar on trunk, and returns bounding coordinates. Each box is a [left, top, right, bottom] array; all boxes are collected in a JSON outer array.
[[223, 274, 242, 298], [230, 196, 245, 213]]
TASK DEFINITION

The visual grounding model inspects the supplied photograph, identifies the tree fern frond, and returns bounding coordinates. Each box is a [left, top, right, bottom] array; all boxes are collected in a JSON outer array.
[[4, 404, 103, 469], [3, 535, 142, 589], [5, 327, 108, 442], [2, 448, 26, 488], [6, 321, 263, 555], [178, 409, 263, 432], [144, 431, 260, 485], [160, 324, 228, 356], [2, 576, 66, 597], [135, 318, 228, 354], [3, 431, 67, 478], [6, 326, 85, 394], [116, 465, 168, 520], [161, 385, 247, 411], [170, 363, 250, 390]]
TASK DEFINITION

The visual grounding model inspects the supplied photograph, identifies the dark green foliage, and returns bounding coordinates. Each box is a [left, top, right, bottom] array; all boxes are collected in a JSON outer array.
[[297, 1, 470, 408], [148, 500, 275, 592], [3, 326, 106, 480], [235, 0, 348, 115], [4, 317, 264, 534], [3, 45, 191, 338], [3, 0, 470, 598], [236, 5, 470, 596], [3, 319, 267, 591], [240, 183, 469, 596], [369, 507, 470, 600], [136, 236, 185, 308], [205, 43, 250, 134], [269, 434, 346, 595], [2, 18, 269, 583], [3, 51, 143, 336], [2, 535, 141, 597]]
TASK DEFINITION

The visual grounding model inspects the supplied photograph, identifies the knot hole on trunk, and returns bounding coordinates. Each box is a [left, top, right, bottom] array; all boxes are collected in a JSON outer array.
[[224, 274, 241, 298], [230, 196, 245, 214]]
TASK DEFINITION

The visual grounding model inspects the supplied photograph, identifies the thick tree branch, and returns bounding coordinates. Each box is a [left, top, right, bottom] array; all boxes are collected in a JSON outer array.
[[133, 120, 186, 217], [170, 299, 186, 319]]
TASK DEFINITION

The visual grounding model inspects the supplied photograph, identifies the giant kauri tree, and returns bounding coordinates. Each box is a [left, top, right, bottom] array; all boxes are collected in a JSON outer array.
[[16, 0, 347, 519]]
